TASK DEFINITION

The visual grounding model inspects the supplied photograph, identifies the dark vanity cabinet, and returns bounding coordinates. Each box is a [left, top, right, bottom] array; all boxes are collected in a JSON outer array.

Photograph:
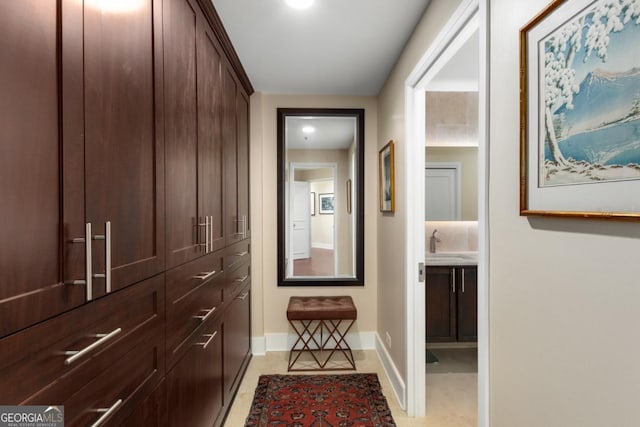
[[426, 266, 478, 342], [0, 0, 252, 425]]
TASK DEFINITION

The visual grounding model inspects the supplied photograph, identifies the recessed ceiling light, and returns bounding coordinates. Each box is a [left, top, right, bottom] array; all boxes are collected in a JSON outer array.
[[285, 0, 314, 10], [302, 126, 315, 134]]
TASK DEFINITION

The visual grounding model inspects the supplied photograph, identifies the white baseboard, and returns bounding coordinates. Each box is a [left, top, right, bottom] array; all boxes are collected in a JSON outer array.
[[263, 331, 376, 352], [311, 243, 334, 250], [374, 333, 406, 410], [251, 336, 266, 356]]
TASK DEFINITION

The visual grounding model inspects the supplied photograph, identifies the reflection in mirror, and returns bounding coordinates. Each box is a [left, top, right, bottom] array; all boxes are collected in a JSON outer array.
[[424, 90, 479, 221], [278, 109, 364, 286]]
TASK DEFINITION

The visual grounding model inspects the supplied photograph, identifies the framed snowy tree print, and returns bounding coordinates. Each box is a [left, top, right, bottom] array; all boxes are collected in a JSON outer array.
[[520, 0, 640, 220]]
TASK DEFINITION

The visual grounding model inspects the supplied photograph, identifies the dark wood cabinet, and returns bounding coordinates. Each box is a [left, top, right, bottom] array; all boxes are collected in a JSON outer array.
[[1, 0, 251, 425], [83, 0, 165, 297], [0, 275, 165, 423], [457, 267, 478, 342], [165, 0, 228, 268], [164, 0, 201, 268], [224, 72, 251, 245], [223, 283, 252, 405], [425, 267, 457, 342], [0, 0, 166, 337], [426, 266, 477, 342], [167, 315, 224, 427], [121, 380, 167, 427], [0, 0, 83, 338]]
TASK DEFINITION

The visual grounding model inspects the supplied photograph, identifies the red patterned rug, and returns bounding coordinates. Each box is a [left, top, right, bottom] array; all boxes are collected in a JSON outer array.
[[244, 373, 397, 426]]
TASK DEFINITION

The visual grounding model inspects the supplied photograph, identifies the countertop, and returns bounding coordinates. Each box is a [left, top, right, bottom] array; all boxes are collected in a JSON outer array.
[[425, 251, 478, 266]]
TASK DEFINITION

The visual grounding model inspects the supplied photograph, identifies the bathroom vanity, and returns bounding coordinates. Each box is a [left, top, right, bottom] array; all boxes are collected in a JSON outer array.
[[425, 253, 478, 342]]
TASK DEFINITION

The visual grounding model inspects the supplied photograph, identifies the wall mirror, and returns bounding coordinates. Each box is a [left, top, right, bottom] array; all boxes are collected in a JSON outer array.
[[277, 108, 364, 286]]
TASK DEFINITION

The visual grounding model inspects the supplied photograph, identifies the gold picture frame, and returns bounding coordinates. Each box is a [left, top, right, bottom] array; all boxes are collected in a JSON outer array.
[[379, 140, 395, 213], [520, 0, 640, 221]]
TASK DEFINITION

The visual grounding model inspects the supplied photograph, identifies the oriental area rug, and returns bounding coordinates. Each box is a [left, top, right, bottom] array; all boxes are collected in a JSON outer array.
[[244, 373, 397, 427]]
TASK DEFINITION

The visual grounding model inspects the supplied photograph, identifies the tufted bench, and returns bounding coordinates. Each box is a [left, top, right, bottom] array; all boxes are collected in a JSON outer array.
[[286, 296, 357, 371]]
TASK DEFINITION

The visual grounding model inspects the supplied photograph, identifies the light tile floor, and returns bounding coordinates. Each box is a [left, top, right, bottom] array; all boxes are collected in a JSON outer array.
[[224, 349, 477, 427]]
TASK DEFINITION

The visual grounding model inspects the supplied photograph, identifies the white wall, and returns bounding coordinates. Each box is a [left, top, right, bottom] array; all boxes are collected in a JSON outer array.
[[490, 1, 640, 426], [377, 0, 465, 381], [250, 93, 378, 349]]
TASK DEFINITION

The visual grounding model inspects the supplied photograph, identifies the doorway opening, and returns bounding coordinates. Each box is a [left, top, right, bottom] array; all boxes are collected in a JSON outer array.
[[288, 162, 338, 277], [404, 0, 488, 424]]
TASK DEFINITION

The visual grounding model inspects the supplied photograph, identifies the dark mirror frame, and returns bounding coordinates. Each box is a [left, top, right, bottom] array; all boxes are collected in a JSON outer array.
[[277, 108, 365, 287]]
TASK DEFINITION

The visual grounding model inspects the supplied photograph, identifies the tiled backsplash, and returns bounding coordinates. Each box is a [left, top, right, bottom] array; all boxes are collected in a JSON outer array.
[[425, 221, 478, 252]]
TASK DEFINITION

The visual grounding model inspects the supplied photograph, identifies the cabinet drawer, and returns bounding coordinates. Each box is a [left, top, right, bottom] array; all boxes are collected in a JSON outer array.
[[224, 263, 250, 302], [166, 250, 224, 369], [167, 314, 223, 427], [224, 239, 250, 272], [0, 274, 165, 404], [36, 330, 163, 427]]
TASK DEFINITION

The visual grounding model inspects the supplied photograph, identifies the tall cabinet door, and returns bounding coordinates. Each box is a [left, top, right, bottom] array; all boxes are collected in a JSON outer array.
[[425, 267, 457, 342], [197, 25, 226, 253], [164, 0, 201, 269], [236, 90, 251, 240], [83, 0, 165, 296], [0, 0, 85, 337], [223, 68, 241, 245]]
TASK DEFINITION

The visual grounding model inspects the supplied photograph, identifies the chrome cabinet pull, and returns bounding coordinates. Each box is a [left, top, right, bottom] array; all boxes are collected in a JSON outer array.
[[90, 399, 123, 427], [92, 221, 112, 294], [193, 270, 216, 281], [234, 251, 248, 257], [236, 292, 249, 301], [235, 275, 248, 283], [71, 223, 93, 301], [64, 327, 122, 365], [234, 215, 247, 238], [199, 217, 209, 252], [196, 330, 218, 349], [209, 215, 214, 253], [461, 268, 465, 293], [206, 216, 210, 253], [243, 215, 247, 238], [194, 306, 217, 323], [452, 268, 456, 293]]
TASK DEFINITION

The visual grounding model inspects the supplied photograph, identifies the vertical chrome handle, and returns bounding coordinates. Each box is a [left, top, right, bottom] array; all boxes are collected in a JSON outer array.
[[105, 221, 111, 293], [206, 216, 210, 253], [243, 215, 247, 239], [452, 268, 456, 293], [198, 217, 208, 251], [461, 268, 465, 293], [196, 330, 218, 349], [71, 223, 93, 301], [90, 399, 123, 427], [235, 215, 247, 238], [209, 215, 214, 252], [92, 221, 112, 294]]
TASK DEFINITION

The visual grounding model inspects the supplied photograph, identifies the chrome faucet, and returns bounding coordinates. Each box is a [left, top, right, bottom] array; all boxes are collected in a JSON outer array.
[[429, 229, 441, 253]]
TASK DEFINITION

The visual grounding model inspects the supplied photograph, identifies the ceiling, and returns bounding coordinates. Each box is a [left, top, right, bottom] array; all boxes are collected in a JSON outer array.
[[426, 29, 479, 92], [212, 0, 431, 95], [286, 116, 355, 150]]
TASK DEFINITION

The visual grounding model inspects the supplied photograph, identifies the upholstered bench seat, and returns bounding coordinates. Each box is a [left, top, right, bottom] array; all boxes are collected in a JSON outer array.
[[286, 296, 358, 371]]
